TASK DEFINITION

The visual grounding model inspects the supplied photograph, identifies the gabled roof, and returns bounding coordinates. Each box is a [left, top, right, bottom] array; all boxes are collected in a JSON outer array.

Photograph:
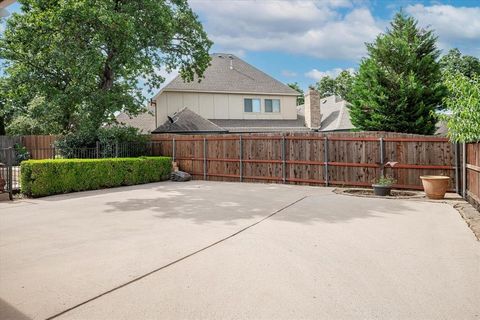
[[116, 106, 156, 133], [210, 118, 310, 133], [161, 53, 300, 96], [319, 98, 353, 131], [152, 108, 228, 134], [297, 95, 354, 132]]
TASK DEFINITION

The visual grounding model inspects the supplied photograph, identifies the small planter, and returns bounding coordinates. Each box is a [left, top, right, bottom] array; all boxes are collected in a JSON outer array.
[[372, 184, 392, 196], [420, 176, 450, 200]]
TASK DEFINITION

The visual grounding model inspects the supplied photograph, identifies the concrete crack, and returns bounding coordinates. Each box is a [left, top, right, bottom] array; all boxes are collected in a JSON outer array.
[[45, 196, 308, 320]]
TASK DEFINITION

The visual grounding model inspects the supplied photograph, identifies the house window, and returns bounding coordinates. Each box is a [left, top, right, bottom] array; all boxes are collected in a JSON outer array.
[[265, 99, 280, 113], [244, 98, 261, 112]]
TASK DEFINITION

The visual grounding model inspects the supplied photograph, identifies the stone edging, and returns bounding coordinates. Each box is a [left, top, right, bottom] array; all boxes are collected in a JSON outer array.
[[333, 188, 425, 200], [454, 203, 480, 241]]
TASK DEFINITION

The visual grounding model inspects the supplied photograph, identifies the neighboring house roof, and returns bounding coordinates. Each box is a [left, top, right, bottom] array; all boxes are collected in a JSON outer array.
[[210, 117, 310, 133], [160, 53, 300, 96], [435, 120, 448, 136], [152, 108, 228, 134], [297, 95, 354, 132], [116, 106, 156, 133]]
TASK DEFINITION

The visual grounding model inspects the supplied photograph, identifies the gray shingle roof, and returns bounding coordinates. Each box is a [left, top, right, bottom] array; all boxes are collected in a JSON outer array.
[[162, 53, 300, 96], [297, 96, 354, 132], [152, 108, 228, 134], [319, 100, 353, 131], [116, 106, 156, 133], [210, 117, 309, 133]]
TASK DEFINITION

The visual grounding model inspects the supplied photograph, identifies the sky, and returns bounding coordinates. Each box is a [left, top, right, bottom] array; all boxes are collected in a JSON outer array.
[[1, 0, 480, 95]]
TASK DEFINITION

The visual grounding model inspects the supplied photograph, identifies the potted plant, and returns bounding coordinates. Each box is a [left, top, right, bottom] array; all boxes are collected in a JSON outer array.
[[372, 175, 396, 196], [420, 175, 450, 199], [371, 161, 398, 196]]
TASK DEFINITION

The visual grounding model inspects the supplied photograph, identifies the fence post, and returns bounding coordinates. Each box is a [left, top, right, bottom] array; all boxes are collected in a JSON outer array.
[[454, 143, 460, 195], [379, 137, 385, 177], [7, 148, 13, 200], [203, 137, 207, 181], [115, 141, 119, 158], [324, 136, 329, 187], [96, 141, 100, 159], [462, 142, 467, 198], [172, 137, 176, 163], [239, 136, 243, 182], [51, 144, 56, 160], [282, 135, 286, 184]]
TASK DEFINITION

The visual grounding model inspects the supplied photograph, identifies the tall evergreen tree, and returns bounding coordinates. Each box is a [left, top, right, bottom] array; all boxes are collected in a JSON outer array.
[[349, 12, 446, 134]]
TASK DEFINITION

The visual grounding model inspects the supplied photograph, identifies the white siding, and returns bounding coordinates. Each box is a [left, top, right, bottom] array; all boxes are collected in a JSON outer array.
[[155, 91, 297, 125], [198, 93, 215, 118], [214, 94, 229, 118], [183, 93, 199, 114]]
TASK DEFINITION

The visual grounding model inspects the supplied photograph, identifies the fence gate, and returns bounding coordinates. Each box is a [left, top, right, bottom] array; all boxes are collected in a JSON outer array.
[[0, 148, 16, 200]]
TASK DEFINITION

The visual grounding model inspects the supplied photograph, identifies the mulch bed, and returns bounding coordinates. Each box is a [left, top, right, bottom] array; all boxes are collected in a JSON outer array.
[[334, 188, 424, 199]]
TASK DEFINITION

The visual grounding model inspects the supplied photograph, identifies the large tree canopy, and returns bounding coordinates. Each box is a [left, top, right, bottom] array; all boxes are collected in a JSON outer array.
[[349, 12, 446, 135], [439, 48, 480, 79], [441, 73, 480, 143], [287, 82, 304, 106], [315, 70, 355, 101], [0, 0, 212, 134]]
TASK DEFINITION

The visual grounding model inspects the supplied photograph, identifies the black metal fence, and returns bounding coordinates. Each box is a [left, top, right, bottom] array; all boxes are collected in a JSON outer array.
[[0, 148, 16, 199], [23, 142, 153, 160], [0, 142, 162, 195]]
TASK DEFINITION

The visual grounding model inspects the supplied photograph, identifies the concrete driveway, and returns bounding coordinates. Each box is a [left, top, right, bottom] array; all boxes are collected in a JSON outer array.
[[0, 181, 479, 319]]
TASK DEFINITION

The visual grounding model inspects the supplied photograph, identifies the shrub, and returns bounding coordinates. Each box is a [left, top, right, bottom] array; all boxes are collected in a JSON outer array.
[[441, 73, 480, 143], [14, 143, 31, 164], [21, 157, 171, 197], [55, 126, 149, 158]]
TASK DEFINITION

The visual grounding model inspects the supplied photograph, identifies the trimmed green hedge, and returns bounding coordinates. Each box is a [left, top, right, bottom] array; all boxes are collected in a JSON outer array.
[[21, 157, 172, 197]]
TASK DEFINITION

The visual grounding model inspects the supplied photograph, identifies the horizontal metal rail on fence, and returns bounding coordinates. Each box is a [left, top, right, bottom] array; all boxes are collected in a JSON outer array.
[[170, 156, 453, 170], [160, 133, 457, 192], [1, 133, 459, 194]]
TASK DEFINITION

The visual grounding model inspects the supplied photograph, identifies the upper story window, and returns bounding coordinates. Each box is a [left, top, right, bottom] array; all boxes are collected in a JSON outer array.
[[244, 98, 261, 113], [265, 99, 281, 113]]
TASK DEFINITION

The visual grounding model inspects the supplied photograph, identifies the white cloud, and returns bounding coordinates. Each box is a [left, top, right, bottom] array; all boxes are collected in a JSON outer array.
[[190, 0, 383, 60], [281, 70, 298, 77], [305, 67, 354, 81], [406, 4, 480, 56]]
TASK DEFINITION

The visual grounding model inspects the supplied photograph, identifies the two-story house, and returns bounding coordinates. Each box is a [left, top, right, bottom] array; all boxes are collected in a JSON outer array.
[[116, 53, 357, 134]]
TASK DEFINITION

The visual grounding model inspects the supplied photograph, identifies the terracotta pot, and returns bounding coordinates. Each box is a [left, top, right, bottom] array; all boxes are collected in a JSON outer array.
[[420, 176, 450, 199]]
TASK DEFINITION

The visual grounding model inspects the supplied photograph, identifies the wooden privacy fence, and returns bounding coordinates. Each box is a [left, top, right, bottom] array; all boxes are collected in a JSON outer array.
[[21, 135, 59, 159], [151, 132, 457, 192], [465, 142, 480, 209], [0, 135, 59, 159]]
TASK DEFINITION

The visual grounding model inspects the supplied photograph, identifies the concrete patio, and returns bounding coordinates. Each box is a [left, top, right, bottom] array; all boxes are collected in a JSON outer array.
[[0, 181, 479, 319]]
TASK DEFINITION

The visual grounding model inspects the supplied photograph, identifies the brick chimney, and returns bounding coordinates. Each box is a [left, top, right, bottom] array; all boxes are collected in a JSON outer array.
[[304, 88, 321, 129]]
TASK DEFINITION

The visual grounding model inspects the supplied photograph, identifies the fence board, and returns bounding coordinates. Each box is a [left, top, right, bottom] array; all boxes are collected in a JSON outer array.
[[466, 142, 480, 209], [21, 135, 59, 159], [0, 136, 22, 148]]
